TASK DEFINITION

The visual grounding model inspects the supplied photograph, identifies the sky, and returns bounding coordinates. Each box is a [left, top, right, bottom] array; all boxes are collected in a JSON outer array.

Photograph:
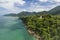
[[0, 0, 60, 15]]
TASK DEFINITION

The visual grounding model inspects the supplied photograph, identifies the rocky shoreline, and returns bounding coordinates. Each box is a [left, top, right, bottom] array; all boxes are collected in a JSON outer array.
[[20, 18, 42, 40], [27, 30, 41, 40]]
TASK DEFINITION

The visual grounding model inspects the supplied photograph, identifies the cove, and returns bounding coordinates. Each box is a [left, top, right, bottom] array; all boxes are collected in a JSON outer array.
[[0, 16, 36, 40]]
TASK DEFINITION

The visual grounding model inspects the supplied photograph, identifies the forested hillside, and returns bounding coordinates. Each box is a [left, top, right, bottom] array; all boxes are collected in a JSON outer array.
[[48, 6, 60, 15], [20, 14, 60, 40]]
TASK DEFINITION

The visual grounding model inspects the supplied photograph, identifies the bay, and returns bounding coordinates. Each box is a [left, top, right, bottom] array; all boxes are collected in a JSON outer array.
[[0, 16, 36, 40]]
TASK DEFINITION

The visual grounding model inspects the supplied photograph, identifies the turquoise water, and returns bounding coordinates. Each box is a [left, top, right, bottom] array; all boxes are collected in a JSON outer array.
[[0, 16, 36, 40]]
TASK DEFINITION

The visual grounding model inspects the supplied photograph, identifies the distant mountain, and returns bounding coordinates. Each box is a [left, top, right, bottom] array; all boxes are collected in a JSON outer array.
[[4, 11, 37, 17], [48, 6, 60, 15], [17, 11, 37, 17], [4, 13, 17, 16], [4, 11, 48, 17], [4, 6, 60, 17]]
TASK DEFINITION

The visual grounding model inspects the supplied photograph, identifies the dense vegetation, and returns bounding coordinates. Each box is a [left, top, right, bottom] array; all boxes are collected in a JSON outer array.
[[20, 14, 60, 40]]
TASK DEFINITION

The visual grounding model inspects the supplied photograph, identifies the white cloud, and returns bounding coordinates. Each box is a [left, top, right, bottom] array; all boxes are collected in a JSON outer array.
[[39, 0, 60, 2], [0, 0, 25, 8], [53, 0, 60, 2], [39, 0, 48, 2], [0, 0, 26, 13], [0, 0, 60, 13], [27, 2, 60, 12], [27, 3, 48, 12], [0, 0, 25, 5]]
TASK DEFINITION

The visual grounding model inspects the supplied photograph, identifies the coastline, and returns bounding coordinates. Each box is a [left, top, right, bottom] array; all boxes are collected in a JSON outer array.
[[27, 29, 41, 40], [20, 19, 41, 40]]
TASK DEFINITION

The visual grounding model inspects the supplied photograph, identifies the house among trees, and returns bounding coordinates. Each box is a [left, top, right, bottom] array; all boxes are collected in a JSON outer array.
[[40, 16, 43, 19]]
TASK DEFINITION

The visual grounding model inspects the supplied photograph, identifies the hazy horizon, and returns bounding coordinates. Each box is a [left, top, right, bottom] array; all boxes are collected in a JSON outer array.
[[0, 0, 60, 15]]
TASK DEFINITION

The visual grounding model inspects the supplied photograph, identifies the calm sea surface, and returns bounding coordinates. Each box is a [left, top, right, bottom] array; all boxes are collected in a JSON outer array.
[[0, 16, 36, 40]]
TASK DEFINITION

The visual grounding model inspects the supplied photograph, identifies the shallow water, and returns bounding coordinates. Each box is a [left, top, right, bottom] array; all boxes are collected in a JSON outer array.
[[0, 16, 36, 40]]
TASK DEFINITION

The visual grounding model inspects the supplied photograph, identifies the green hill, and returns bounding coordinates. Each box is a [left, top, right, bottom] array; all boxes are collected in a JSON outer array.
[[48, 6, 60, 15]]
